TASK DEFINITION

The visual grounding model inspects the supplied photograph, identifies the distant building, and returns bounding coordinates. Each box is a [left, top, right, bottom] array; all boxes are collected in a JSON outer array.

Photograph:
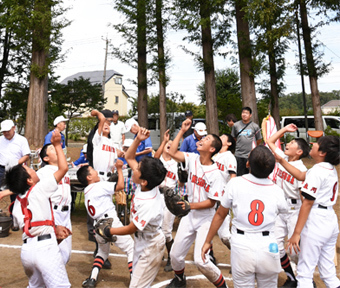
[[61, 70, 130, 116], [321, 100, 340, 114]]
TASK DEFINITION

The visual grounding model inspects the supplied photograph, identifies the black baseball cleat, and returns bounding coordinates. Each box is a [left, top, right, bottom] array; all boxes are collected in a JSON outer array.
[[102, 259, 112, 269], [280, 278, 297, 287], [166, 276, 186, 288], [82, 278, 96, 288]]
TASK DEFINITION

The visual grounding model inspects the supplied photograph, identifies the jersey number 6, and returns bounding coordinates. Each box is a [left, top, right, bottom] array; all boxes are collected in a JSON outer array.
[[87, 200, 96, 217], [248, 200, 264, 226]]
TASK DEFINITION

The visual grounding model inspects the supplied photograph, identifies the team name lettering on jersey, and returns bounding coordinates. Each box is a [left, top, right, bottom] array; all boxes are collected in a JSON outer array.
[[311, 187, 317, 193], [216, 162, 225, 172], [276, 168, 295, 185], [102, 144, 116, 152], [190, 173, 210, 192], [166, 171, 176, 180], [59, 176, 70, 185]]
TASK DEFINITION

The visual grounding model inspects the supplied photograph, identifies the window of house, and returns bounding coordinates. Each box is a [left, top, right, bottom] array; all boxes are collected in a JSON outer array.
[[115, 96, 119, 104], [115, 77, 122, 85]]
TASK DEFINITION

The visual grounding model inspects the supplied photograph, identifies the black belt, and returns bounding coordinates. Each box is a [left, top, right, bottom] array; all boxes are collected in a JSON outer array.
[[318, 204, 327, 209], [23, 234, 51, 243], [54, 205, 69, 211], [237, 229, 269, 236], [99, 171, 112, 177], [291, 199, 297, 204]]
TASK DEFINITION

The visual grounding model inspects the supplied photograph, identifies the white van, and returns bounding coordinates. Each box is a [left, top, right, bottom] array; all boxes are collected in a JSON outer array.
[[125, 112, 186, 150], [280, 115, 340, 140]]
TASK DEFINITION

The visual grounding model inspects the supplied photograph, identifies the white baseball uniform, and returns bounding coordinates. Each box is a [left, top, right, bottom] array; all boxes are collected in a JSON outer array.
[[37, 165, 72, 264], [271, 148, 307, 260], [12, 173, 70, 288], [159, 155, 178, 242], [221, 173, 288, 288], [110, 120, 125, 149], [212, 151, 236, 246], [84, 181, 134, 263], [296, 162, 340, 288], [170, 152, 226, 284], [129, 185, 165, 288], [92, 130, 118, 181]]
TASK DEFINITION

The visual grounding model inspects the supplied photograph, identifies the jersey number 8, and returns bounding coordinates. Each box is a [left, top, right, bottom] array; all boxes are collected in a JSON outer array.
[[248, 200, 264, 226]]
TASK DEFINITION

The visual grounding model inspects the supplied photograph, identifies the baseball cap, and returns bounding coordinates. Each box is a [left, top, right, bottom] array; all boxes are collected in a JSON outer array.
[[53, 115, 69, 126], [112, 110, 119, 115], [194, 122, 207, 136], [124, 118, 139, 133], [0, 120, 15, 132], [82, 144, 88, 153], [185, 110, 193, 117], [123, 138, 134, 147], [101, 109, 113, 118]]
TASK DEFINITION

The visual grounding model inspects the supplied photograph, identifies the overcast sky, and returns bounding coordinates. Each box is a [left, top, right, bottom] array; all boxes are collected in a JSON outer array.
[[55, 0, 340, 106]]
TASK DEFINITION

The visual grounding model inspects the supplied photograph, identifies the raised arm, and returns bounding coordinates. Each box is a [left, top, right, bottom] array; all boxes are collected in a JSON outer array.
[[168, 119, 192, 163], [267, 124, 298, 153], [114, 159, 125, 191], [275, 154, 307, 181], [51, 131, 68, 184], [154, 129, 170, 159], [91, 110, 106, 135]]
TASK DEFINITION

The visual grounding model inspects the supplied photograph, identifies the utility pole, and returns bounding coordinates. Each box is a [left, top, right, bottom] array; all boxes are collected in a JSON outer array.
[[102, 37, 109, 96]]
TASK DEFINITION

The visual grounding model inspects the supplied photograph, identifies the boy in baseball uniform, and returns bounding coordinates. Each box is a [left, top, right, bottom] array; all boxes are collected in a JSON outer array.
[[267, 124, 309, 287], [76, 160, 134, 288], [95, 127, 167, 288], [202, 145, 288, 288], [37, 143, 73, 264], [154, 129, 179, 272], [284, 136, 340, 288], [212, 134, 237, 249], [167, 119, 228, 288], [2, 131, 71, 287]]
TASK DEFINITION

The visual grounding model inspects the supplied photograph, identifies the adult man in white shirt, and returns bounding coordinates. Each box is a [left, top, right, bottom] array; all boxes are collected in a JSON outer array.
[[110, 110, 125, 149], [0, 119, 30, 230]]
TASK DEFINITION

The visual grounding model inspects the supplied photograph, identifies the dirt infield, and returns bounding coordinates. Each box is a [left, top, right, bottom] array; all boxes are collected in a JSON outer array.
[[0, 157, 339, 287]]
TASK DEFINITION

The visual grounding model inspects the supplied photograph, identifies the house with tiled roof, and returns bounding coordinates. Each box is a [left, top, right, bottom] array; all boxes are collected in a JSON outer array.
[[61, 70, 130, 115], [321, 100, 340, 114]]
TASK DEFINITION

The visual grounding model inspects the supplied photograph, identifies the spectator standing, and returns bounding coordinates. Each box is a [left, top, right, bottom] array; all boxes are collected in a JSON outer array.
[[124, 118, 152, 162], [72, 144, 89, 167], [44, 115, 69, 149], [180, 122, 207, 154], [182, 110, 194, 139], [225, 114, 237, 128], [110, 110, 125, 149], [231, 107, 262, 176], [0, 119, 31, 229]]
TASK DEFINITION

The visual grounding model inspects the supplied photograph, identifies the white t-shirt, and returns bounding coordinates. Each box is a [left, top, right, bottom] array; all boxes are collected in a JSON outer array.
[[131, 185, 163, 233], [221, 174, 288, 233], [301, 162, 338, 207], [183, 153, 225, 208], [92, 130, 118, 174], [13, 173, 58, 240], [0, 133, 30, 166], [270, 148, 307, 199], [212, 151, 237, 183], [110, 120, 125, 147], [159, 156, 178, 189], [84, 181, 117, 220]]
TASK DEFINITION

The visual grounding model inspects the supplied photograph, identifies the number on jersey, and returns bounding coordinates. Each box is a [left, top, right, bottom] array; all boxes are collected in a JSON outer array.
[[248, 200, 264, 226]]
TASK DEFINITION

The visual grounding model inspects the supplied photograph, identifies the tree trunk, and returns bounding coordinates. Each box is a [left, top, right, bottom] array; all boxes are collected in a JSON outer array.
[[137, 0, 148, 128], [235, 0, 259, 124], [299, 0, 323, 131], [268, 37, 280, 129], [156, 0, 167, 143], [25, 0, 50, 148], [0, 29, 11, 97], [199, 0, 219, 135]]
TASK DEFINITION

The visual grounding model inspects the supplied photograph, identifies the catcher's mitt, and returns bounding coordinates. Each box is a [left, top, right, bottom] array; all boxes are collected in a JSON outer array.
[[177, 162, 188, 183], [164, 187, 190, 218], [94, 218, 117, 242], [115, 190, 127, 205]]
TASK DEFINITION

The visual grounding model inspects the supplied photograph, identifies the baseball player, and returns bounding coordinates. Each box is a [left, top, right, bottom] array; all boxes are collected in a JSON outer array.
[[95, 127, 167, 288], [202, 145, 288, 288], [166, 119, 227, 288], [2, 131, 71, 287], [154, 129, 179, 272], [212, 134, 237, 249], [285, 136, 340, 288], [267, 124, 309, 287], [76, 160, 134, 288], [37, 143, 73, 264]]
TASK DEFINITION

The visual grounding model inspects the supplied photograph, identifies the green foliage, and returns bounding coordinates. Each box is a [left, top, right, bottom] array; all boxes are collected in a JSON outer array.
[[325, 126, 340, 137], [68, 118, 98, 138]]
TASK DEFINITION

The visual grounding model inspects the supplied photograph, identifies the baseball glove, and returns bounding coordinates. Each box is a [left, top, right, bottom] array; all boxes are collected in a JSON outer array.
[[94, 218, 117, 242], [164, 187, 190, 218], [177, 162, 188, 183]]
